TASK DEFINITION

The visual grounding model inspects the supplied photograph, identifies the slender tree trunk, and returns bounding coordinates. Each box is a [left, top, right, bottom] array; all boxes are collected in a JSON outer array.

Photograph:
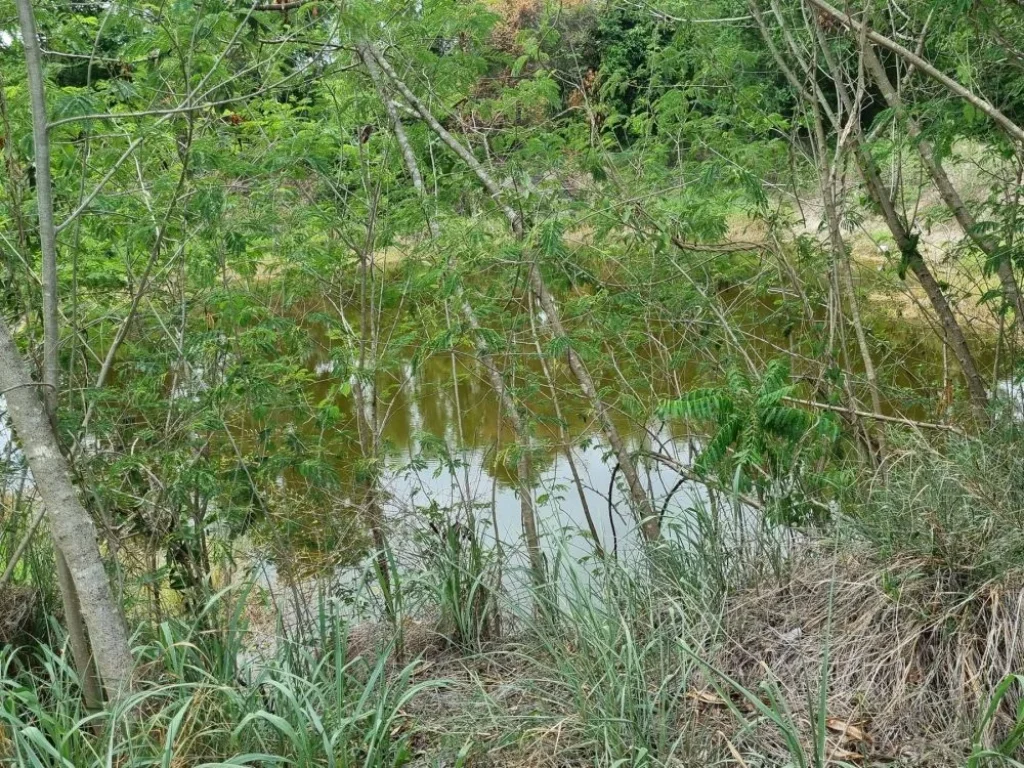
[[16, 0, 109, 705], [16, 0, 58, 417], [812, 14, 989, 417], [862, 45, 1024, 324], [855, 153, 990, 415], [55, 552, 102, 707], [529, 294, 604, 555], [0, 317, 133, 698], [367, 43, 658, 540], [808, 104, 885, 460], [360, 43, 546, 580], [364, 45, 522, 235], [354, 242, 394, 619], [752, 1, 989, 418], [528, 265, 659, 540], [806, 0, 1024, 144], [74, 147, 192, 453], [358, 43, 439, 239]]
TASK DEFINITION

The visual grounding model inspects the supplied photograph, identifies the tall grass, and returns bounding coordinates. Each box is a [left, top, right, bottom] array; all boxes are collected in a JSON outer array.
[[502, 531, 727, 766], [0, 591, 447, 767], [410, 515, 500, 651], [6, 432, 1024, 767]]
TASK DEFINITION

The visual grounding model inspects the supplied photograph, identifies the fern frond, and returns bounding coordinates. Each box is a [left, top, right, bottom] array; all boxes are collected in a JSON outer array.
[[657, 388, 732, 422], [761, 358, 791, 394], [725, 368, 750, 397], [694, 416, 741, 474], [762, 405, 813, 439], [755, 382, 796, 411]]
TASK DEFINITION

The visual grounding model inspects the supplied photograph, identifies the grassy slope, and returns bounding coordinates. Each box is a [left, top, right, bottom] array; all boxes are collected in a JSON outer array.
[[5, 421, 1024, 768]]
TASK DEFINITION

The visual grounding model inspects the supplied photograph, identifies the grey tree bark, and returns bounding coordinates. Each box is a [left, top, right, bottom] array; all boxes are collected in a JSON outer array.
[[358, 43, 439, 239], [809, 105, 885, 460], [16, 0, 109, 708], [15, 0, 58, 417], [752, 0, 885, 454], [0, 316, 134, 699]]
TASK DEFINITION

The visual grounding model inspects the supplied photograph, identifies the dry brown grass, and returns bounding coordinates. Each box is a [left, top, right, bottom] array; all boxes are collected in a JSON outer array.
[[0, 585, 35, 643], [710, 543, 1024, 765]]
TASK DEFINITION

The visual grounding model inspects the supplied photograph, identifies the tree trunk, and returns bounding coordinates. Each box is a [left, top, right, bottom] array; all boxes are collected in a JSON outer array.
[[752, 3, 989, 418], [808, 104, 885, 459], [809, 14, 990, 418], [856, 153, 990, 416], [357, 43, 439, 239], [367, 43, 658, 540], [806, 0, 1024, 144], [16, 0, 58, 417], [0, 317, 134, 699], [527, 264, 659, 540], [862, 45, 1024, 324], [363, 42, 546, 581], [360, 40, 546, 581], [16, 0, 108, 705], [55, 551, 103, 708]]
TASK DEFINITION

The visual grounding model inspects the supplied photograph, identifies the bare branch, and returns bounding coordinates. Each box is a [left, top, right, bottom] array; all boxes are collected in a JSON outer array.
[[804, 0, 1024, 144]]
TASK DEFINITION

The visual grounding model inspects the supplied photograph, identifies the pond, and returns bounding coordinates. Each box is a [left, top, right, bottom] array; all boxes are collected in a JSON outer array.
[[235, 284, 994, 627]]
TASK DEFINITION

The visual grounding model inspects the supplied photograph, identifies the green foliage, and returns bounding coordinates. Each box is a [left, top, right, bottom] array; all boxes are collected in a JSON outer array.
[[0, 599, 444, 767], [660, 361, 805, 477], [2, 0, 1023, 762], [411, 511, 500, 651], [853, 417, 1024, 584], [659, 360, 837, 521]]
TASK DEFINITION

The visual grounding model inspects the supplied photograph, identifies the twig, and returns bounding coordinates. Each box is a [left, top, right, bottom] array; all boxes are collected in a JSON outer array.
[[804, 0, 1024, 144], [0, 505, 47, 589], [782, 397, 966, 435]]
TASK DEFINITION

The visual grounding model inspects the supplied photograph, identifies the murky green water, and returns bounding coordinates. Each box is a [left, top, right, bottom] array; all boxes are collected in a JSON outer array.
[[239, 284, 987, 582]]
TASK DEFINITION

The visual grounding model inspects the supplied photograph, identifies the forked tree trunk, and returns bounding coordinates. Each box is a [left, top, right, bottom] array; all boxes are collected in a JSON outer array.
[[0, 316, 133, 699], [812, 18, 989, 417], [367, 43, 659, 541], [16, 0, 107, 706]]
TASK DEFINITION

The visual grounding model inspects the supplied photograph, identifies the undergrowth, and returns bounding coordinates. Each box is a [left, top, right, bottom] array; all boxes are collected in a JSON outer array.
[[4, 426, 1024, 767]]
